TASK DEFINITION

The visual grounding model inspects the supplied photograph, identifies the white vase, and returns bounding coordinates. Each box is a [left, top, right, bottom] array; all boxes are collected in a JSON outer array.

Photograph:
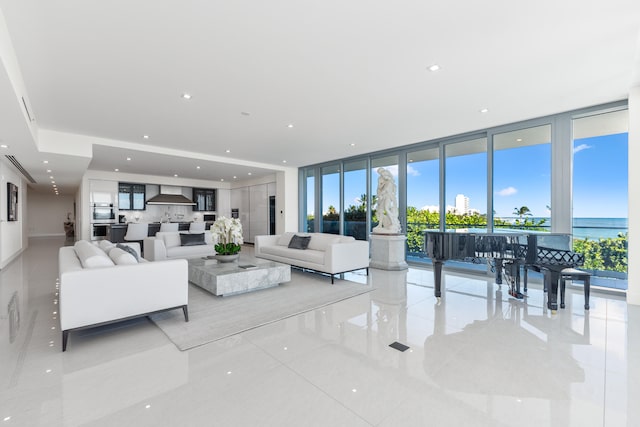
[[215, 254, 239, 263]]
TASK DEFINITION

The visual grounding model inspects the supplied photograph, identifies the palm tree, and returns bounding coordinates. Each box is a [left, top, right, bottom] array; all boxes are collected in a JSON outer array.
[[513, 206, 532, 219]]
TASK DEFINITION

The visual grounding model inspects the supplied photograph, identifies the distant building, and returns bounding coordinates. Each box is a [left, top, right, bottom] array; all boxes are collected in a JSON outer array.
[[455, 194, 469, 215]]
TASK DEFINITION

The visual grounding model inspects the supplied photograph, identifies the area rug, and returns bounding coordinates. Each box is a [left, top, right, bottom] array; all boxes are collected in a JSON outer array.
[[149, 271, 373, 351]]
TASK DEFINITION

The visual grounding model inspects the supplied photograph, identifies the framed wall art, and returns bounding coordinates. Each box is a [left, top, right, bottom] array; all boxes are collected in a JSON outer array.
[[7, 182, 18, 221]]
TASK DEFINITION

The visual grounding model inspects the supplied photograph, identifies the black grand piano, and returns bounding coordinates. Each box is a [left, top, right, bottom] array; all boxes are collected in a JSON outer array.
[[423, 231, 584, 311]]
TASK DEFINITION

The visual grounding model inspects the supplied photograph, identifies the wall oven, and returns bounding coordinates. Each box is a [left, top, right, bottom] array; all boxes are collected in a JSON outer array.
[[91, 224, 111, 241], [92, 203, 116, 223]]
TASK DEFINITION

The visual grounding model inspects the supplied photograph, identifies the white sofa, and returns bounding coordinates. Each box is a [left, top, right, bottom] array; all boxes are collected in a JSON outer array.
[[58, 240, 189, 351], [254, 232, 370, 283], [144, 231, 216, 261]]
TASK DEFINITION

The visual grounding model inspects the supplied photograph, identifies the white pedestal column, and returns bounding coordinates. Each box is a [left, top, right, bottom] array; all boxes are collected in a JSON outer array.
[[369, 234, 408, 271]]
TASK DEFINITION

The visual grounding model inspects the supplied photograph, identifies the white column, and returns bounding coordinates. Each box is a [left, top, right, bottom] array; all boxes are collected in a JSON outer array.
[[627, 86, 640, 305]]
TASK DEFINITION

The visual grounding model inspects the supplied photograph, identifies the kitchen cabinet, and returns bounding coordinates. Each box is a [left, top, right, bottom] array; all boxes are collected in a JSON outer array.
[[90, 180, 118, 204], [118, 183, 146, 210], [192, 188, 216, 211]]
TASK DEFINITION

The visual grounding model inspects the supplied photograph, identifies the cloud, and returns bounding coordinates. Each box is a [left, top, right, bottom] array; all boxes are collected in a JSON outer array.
[[407, 165, 420, 177], [573, 143, 592, 154], [496, 186, 517, 196]]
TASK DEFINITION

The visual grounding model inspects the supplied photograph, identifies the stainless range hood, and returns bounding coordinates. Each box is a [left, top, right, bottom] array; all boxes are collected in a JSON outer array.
[[146, 186, 196, 206]]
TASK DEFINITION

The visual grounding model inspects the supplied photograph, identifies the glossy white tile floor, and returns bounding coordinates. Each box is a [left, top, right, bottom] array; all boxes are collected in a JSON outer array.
[[2, 237, 639, 426]]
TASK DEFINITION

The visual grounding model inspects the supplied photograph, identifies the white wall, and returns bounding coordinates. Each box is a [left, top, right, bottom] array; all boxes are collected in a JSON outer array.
[[27, 190, 75, 237], [627, 86, 639, 305], [0, 159, 27, 268]]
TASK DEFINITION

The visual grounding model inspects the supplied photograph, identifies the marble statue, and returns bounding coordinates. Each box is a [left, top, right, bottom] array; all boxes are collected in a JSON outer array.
[[372, 167, 401, 234]]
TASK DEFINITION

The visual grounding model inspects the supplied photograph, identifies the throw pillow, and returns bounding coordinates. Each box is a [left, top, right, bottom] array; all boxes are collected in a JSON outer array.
[[108, 247, 138, 265], [288, 234, 311, 250], [180, 233, 206, 246], [116, 243, 139, 261]]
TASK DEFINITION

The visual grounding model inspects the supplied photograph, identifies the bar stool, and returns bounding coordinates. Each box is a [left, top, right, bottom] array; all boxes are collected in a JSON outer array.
[[124, 223, 149, 254], [189, 222, 206, 233], [559, 268, 591, 310], [159, 222, 179, 232]]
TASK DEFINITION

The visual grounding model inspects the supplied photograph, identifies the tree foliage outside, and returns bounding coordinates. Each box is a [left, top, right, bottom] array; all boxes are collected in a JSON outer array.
[[573, 233, 627, 273], [318, 202, 627, 274]]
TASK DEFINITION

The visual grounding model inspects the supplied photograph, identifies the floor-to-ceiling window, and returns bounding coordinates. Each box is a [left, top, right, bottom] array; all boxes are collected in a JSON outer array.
[[444, 138, 487, 231], [343, 159, 368, 240], [493, 125, 551, 232], [406, 147, 439, 257], [303, 168, 315, 232], [371, 156, 399, 232], [572, 110, 628, 289], [299, 101, 628, 290], [321, 164, 341, 234]]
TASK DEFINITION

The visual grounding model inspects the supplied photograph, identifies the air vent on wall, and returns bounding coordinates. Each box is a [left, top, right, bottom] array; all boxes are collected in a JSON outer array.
[[5, 155, 36, 183]]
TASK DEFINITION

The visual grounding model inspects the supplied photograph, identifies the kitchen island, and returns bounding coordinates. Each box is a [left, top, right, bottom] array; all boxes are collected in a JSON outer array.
[[109, 222, 213, 243]]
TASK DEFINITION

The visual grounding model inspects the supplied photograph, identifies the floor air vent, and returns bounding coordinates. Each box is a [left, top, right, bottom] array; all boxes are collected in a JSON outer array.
[[5, 155, 36, 183]]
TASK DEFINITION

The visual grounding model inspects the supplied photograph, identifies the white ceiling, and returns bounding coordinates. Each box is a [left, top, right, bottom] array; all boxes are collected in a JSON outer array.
[[0, 0, 639, 195]]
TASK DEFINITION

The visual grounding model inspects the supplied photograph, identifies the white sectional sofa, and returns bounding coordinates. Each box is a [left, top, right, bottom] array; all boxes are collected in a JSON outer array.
[[58, 240, 189, 351], [254, 232, 370, 283], [144, 231, 216, 261]]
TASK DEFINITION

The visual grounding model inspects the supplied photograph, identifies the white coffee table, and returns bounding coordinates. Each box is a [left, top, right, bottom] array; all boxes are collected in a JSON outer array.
[[187, 255, 291, 296]]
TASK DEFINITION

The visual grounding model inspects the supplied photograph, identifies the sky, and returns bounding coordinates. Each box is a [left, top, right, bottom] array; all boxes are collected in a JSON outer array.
[[309, 133, 628, 219]]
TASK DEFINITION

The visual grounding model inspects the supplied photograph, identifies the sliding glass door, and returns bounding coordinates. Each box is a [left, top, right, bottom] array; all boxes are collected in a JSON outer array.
[[572, 110, 628, 289]]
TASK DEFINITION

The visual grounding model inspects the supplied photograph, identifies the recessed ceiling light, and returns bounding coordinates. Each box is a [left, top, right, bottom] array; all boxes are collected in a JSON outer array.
[[428, 64, 440, 72], [0, 144, 8, 148], [220, 179, 224, 182], [408, 159, 414, 163], [49, 176, 54, 179], [248, 172, 252, 176], [196, 166, 201, 169], [114, 169, 119, 172], [479, 108, 489, 113], [51, 180, 55, 184], [143, 135, 149, 139], [174, 174, 178, 177], [46, 169, 52, 173], [225, 149, 231, 153], [181, 93, 192, 100], [126, 157, 132, 161], [233, 176, 237, 179], [282, 160, 287, 163], [287, 124, 294, 128], [516, 138, 523, 142], [350, 143, 356, 147], [43, 160, 49, 164]]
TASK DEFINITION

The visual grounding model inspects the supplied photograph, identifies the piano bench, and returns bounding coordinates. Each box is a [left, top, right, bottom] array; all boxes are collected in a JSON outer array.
[[559, 268, 591, 310]]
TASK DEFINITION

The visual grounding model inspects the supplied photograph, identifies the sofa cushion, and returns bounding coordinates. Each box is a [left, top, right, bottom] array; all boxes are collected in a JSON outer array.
[[98, 239, 116, 252], [180, 233, 206, 246], [74, 240, 115, 268], [288, 235, 311, 249], [277, 232, 296, 246], [108, 247, 138, 265], [307, 233, 341, 251], [166, 245, 215, 258], [261, 245, 324, 265], [159, 232, 182, 249], [116, 243, 139, 261]]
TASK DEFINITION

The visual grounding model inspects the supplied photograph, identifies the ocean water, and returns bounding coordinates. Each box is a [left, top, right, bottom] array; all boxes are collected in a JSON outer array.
[[502, 217, 627, 239], [572, 217, 628, 240]]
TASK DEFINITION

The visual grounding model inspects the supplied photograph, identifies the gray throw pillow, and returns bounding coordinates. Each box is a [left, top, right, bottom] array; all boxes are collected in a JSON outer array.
[[288, 235, 311, 250], [116, 243, 139, 261], [180, 233, 206, 246]]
